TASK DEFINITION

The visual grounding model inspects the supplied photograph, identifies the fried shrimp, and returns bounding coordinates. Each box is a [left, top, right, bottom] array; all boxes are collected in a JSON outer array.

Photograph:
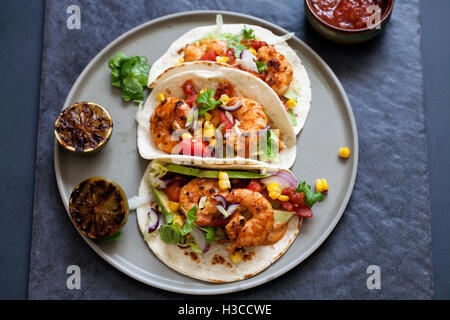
[[225, 97, 269, 153], [179, 178, 230, 227], [184, 40, 228, 62], [257, 46, 293, 96], [225, 189, 274, 252], [150, 97, 191, 154]]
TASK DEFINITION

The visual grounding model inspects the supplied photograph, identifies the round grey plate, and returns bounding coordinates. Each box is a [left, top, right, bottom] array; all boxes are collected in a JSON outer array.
[[54, 11, 358, 295]]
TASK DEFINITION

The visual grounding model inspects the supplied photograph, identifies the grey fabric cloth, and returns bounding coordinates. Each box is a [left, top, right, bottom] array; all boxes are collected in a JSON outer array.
[[29, 0, 432, 299]]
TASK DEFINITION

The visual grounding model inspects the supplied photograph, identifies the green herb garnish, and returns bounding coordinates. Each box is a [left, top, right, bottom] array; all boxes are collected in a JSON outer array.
[[296, 182, 324, 207], [180, 206, 198, 236], [159, 224, 181, 244], [195, 89, 221, 117], [108, 52, 150, 105], [241, 26, 255, 40], [256, 61, 268, 73]]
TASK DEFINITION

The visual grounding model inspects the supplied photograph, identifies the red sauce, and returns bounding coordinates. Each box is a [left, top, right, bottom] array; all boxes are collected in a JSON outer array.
[[309, 0, 386, 30]]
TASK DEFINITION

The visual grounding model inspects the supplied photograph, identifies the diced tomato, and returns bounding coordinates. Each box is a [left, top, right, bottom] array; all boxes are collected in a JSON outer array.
[[247, 180, 265, 193], [185, 93, 198, 106], [251, 40, 268, 50], [178, 137, 210, 157], [219, 110, 234, 130], [226, 48, 236, 64], [294, 206, 313, 218], [199, 49, 218, 61], [281, 187, 312, 217], [182, 80, 197, 97]]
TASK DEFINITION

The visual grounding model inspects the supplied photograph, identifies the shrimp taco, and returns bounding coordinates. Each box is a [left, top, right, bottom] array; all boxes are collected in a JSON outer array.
[[136, 67, 297, 170], [134, 161, 324, 283], [147, 15, 311, 135]]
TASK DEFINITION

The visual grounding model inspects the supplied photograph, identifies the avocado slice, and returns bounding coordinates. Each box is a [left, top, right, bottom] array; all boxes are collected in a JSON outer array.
[[163, 163, 271, 179], [274, 209, 295, 224], [149, 182, 174, 223]]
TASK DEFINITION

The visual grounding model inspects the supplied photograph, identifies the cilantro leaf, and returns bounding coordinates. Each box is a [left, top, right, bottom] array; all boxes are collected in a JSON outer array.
[[195, 89, 221, 117], [241, 26, 255, 40], [296, 181, 324, 207], [199, 226, 216, 244], [159, 224, 181, 244], [180, 206, 198, 236], [256, 61, 267, 73], [108, 52, 151, 105]]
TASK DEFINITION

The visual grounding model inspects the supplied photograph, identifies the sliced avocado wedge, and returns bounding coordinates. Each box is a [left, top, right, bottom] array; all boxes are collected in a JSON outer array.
[[282, 88, 298, 102], [163, 163, 271, 179], [274, 209, 295, 224], [149, 182, 174, 224]]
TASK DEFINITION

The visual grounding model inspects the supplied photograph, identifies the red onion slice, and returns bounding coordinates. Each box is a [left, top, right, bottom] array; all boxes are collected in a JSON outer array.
[[257, 125, 271, 136], [239, 50, 258, 73], [213, 194, 228, 209], [219, 101, 242, 112], [148, 208, 160, 233], [261, 170, 298, 190], [190, 227, 209, 253], [226, 203, 240, 216]]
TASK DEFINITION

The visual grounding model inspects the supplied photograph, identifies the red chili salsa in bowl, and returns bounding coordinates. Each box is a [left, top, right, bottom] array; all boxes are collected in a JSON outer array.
[[308, 0, 387, 30]]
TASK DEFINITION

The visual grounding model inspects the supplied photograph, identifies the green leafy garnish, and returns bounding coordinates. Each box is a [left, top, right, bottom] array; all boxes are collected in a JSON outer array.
[[108, 52, 150, 105], [241, 26, 255, 40], [259, 129, 280, 161], [103, 231, 122, 242], [195, 89, 221, 117], [180, 206, 198, 236], [256, 61, 268, 73], [159, 224, 181, 244], [288, 109, 298, 127], [296, 182, 324, 207]]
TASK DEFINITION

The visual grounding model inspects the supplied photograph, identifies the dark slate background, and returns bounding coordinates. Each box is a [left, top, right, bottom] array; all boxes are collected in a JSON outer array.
[[2, 0, 445, 299]]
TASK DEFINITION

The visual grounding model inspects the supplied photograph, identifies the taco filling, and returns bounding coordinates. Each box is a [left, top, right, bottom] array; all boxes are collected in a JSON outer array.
[[181, 24, 300, 115], [143, 162, 324, 257], [150, 79, 284, 161]]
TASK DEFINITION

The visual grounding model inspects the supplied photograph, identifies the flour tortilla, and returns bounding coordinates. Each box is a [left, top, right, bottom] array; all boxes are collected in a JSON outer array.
[[136, 162, 302, 283], [137, 67, 297, 170], [147, 21, 311, 135]]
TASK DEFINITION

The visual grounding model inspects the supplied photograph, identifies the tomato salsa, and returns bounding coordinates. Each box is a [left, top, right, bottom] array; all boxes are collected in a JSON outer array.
[[308, 0, 386, 30]]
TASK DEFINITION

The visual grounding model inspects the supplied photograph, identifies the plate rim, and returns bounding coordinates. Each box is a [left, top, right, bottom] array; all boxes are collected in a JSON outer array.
[[54, 9, 359, 295]]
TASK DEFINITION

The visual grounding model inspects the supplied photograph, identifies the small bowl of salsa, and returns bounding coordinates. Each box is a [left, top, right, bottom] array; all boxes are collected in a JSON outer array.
[[304, 0, 395, 43]]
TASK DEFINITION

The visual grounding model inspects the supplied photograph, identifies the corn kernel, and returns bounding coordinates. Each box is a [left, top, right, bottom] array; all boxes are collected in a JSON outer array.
[[173, 215, 185, 228], [218, 172, 229, 181], [278, 195, 290, 202], [209, 138, 217, 147], [269, 190, 281, 200], [249, 48, 257, 55], [218, 180, 231, 190], [267, 182, 281, 193], [229, 252, 242, 264], [181, 132, 193, 140], [204, 112, 212, 121], [174, 58, 184, 65], [169, 201, 180, 212], [339, 147, 351, 159], [200, 87, 208, 94], [286, 99, 297, 109], [203, 128, 215, 139], [220, 94, 230, 105], [216, 56, 229, 63], [316, 178, 329, 193], [204, 121, 214, 129], [156, 93, 165, 103]]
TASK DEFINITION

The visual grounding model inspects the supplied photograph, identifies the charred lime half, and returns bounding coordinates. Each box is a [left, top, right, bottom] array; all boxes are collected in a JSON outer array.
[[54, 102, 113, 153], [69, 177, 128, 240]]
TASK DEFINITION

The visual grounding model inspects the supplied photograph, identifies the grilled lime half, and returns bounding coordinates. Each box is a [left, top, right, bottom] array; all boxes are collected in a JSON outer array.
[[54, 102, 113, 154], [69, 177, 129, 240]]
